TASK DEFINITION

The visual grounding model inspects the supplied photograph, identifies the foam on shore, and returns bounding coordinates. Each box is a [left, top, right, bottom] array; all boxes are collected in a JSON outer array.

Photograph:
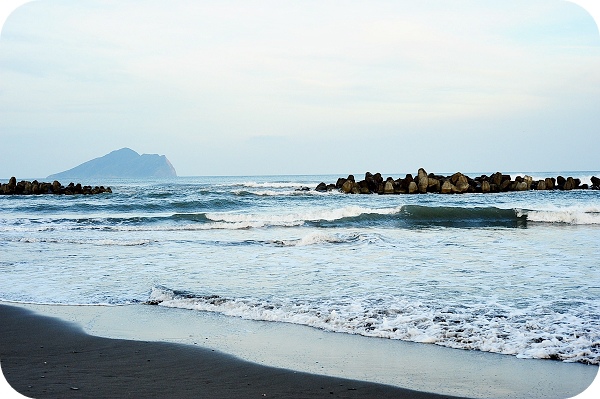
[[4, 302, 596, 399]]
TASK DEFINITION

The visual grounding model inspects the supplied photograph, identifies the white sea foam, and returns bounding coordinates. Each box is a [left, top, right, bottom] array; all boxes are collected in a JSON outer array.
[[205, 205, 402, 226], [235, 181, 310, 189], [276, 232, 382, 246], [517, 206, 600, 225], [232, 189, 326, 197], [108, 222, 279, 231], [15, 237, 152, 246], [1, 206, 402, 233], [148, 287, 600, 365]]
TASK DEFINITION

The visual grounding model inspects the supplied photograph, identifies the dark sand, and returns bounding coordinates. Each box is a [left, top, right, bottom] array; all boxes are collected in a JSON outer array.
[[0, 305, 468, 398]]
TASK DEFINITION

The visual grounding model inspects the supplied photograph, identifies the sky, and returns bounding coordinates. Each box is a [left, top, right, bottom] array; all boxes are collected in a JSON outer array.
[[0, 0, 599, 178]]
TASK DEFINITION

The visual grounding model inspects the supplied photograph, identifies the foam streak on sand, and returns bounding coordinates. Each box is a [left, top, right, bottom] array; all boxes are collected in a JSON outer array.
[[148, 286, 600, 365]]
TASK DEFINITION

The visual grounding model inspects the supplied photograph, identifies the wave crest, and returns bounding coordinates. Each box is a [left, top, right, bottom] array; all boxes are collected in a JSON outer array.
[[519, 207, 600, 225]]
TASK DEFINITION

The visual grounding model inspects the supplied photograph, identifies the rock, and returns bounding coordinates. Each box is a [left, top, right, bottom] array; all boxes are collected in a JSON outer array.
[[315, 182, 328, 192], [417, 177, 428, 193], [454, 174, 470, 193], [326, 170, 591, 195], [563, 177, 575, 191], [52, 180, 61, 194], [515, 181, 528, 191], [536, 180, 546, 190], [364, 172, 380, 192], [407, 181, 418, 194], [490, 172, 503, 187], [450, 172, 462, 185], [417, 168, 429, 194], [441, 180, 453, 194], [24, 181, 33, 195], [500, 178, 512, 191], [2, 177, 16, 194], [481, 181, 491, 193], [393, 179, 406, 194], [427, 177, 441, 193], [373, 173, 383, 184], [383, 178, 395, 194], [358, 180, 371, 194], [0, 178, 110, 196], [40, 182, 52, 194], [451, 183, 464, 194], [341, 179, 354, 194]]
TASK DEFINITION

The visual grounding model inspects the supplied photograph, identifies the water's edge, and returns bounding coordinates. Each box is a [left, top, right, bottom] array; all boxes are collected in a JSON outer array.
[[3, 301, 597, 399]]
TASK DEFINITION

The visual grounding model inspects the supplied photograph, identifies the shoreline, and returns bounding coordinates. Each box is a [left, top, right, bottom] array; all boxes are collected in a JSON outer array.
[[0, 304, 465, 399], [1, 302, 597, 399]]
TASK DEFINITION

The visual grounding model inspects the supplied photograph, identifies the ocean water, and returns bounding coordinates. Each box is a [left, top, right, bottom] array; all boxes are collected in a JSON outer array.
[[1, 173, 599, 366]]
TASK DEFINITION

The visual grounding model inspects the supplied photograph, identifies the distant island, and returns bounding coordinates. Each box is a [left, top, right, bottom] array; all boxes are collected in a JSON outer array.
[[47, 148, 177, 179]]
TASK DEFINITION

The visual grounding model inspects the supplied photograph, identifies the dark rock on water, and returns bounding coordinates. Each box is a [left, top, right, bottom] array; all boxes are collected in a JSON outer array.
[[341, 179, 355, 194], [47, 147, 177, 179], [316, 169, 595, 195], [315, 182, 328, 192], [0, 177, 111, 196]]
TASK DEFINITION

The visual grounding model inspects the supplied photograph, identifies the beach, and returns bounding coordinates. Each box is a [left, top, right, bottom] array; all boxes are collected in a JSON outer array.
[[1, 302, 598, 399], [0, 303, 469, 399]]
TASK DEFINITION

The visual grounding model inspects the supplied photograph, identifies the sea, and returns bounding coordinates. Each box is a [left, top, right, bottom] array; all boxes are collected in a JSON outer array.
[[1, 171, 599, 367]]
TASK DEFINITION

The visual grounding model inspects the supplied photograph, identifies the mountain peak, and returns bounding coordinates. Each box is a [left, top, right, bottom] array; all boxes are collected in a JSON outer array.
[[48, 148, 177, 179]]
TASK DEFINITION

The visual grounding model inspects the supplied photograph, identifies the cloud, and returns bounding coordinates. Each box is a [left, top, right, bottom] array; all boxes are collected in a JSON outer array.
[[1, 1, 600, 176]]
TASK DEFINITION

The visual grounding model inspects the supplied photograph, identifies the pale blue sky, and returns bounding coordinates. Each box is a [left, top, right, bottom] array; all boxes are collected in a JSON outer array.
[[1, 0, 599, 178]]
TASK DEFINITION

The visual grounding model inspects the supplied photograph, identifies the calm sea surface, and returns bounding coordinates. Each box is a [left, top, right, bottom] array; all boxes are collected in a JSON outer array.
[[1, 173, 599, 365]]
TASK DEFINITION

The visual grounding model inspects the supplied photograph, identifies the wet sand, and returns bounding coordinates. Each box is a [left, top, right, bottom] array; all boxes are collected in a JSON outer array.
[[1, 303, 598, 399], [0, 304, 467, 398]]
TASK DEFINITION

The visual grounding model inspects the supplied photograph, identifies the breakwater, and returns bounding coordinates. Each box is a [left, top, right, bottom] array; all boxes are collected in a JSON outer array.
[[0, 177, 111, 195], [315, 169, 600, 194]]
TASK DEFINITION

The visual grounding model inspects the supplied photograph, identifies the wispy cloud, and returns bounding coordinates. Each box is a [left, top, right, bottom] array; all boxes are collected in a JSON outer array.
[[1, 0, 599, 176]]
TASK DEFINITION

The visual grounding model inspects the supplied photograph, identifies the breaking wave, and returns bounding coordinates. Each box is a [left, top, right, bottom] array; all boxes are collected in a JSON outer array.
[[2, 205, 598, 235], [518, 206, 600, 225], [147, 286, 600, 365]]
